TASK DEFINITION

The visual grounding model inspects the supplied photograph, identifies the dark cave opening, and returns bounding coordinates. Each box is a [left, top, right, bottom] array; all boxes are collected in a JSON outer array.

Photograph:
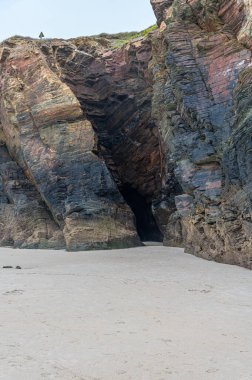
[[120, 184, 163, 242]]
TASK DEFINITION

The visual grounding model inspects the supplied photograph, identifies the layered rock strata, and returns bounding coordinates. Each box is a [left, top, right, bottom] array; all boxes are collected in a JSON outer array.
[[150, 0, 252, 268], [0, 38, 140, 250], [0, 0, 252, 268]]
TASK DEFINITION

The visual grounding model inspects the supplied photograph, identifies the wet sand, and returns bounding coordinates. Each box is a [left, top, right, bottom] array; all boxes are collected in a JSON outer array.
[[0, 246, 251, 380]]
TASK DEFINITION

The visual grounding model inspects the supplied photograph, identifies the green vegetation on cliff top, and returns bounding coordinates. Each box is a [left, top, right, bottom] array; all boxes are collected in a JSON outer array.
[[94, 24, 158, 48]]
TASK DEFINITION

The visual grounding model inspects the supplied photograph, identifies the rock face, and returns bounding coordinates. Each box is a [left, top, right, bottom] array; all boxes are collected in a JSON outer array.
[[0, 38, 140, 250], [0, 0, 252, 268], [150, 0, 173, 25], [150, 0, 252, 268]]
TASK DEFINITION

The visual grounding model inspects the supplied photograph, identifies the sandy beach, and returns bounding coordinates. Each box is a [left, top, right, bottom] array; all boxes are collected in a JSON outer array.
[[0, 246, 251, 380]]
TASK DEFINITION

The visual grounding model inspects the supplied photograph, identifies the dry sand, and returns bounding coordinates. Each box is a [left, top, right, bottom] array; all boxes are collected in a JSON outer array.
[[0, 246, 251, 380]]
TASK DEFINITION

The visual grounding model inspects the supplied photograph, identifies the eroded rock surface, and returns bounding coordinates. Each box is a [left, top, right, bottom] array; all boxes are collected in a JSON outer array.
[[150, 0, 252, 268], [0, 38, 140, 250], [0, 0, 252, 268]]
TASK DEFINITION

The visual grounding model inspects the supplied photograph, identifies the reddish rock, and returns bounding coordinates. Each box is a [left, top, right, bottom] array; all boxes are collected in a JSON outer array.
[[0, 1, 252, 268], [151, 0, 252, 268], [0, 37, 140, 250], [150, 0, 173, 25]]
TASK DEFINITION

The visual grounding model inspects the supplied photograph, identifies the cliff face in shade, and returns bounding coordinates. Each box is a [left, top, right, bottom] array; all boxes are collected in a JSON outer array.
[[0, 0, 252, 268]]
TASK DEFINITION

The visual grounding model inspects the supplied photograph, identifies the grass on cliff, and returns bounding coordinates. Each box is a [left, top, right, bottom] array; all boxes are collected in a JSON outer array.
[[94, 24, 158, 49]]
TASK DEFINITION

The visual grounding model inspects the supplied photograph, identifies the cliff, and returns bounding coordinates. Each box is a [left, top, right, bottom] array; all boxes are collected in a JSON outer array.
[[151, 0, 252, 268], [0, 0, 252, 268]]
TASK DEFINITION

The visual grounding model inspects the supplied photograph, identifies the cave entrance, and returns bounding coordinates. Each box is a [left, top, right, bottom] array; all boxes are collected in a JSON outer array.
[[120, 185, 163, 242]]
